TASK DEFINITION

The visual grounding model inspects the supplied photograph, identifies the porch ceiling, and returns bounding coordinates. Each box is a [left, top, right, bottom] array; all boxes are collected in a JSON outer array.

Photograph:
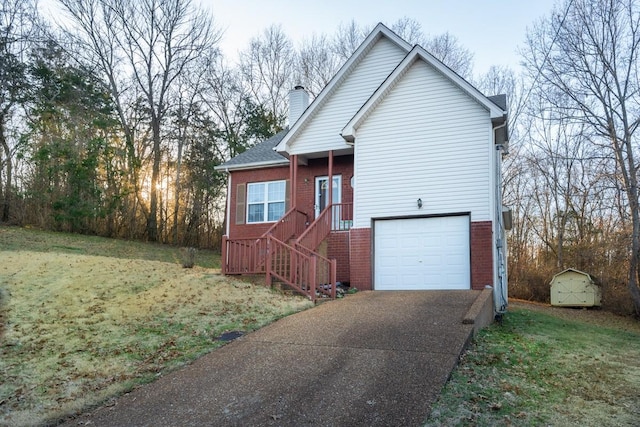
[[291, 146, 354, 162]]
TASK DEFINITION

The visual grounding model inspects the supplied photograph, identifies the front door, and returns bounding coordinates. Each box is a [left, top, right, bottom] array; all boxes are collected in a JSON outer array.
[[315, 175, 341, 218]]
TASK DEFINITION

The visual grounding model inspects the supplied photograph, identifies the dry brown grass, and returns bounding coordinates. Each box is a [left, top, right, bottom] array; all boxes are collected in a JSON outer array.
[[0, 243, 313, 426]]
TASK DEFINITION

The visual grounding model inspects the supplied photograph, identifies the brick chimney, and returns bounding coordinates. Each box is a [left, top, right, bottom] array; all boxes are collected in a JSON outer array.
[[288, 85, 309, 127]]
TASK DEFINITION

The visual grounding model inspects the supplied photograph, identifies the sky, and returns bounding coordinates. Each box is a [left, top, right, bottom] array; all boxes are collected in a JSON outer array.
[[40, 0, 560, 76], [202, 0, 560, 75]]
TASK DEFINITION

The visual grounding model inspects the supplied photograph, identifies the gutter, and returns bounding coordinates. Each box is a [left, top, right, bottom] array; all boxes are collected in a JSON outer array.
[[214, 159, 290, 172]]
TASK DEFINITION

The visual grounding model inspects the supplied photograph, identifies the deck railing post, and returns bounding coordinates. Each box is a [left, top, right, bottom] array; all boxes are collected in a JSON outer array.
[[291, 250, 298, 287], [266, 236, 272, 287], [310, 256, 317, 302], [221, 236, 228, 274], [331, 259, 337, 299]]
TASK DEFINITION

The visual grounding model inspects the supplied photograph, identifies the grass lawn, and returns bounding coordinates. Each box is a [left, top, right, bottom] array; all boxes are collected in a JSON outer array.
[[0, 226, 314, 426], [425, 302, 640, 426]]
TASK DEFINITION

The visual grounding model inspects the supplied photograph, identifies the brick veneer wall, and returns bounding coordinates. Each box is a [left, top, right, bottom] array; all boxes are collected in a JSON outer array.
[[470, 221, 494, 290], [227, 166, 290, 239], [349, 228, 372, 290], [293, 155, 354, 218], [227, 155, 354, 240], [327, 232, 350, 283]]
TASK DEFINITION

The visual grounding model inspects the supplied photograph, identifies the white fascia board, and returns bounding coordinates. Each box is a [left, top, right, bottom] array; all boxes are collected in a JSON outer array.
[[341, 46, 507, 142], [274, 23, 412, 154]]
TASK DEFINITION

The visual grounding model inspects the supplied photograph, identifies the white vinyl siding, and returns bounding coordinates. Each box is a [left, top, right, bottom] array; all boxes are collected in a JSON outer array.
[[354, 60, 492, 228], [247, 181, 286, 223], [289, 37, 407, 155]]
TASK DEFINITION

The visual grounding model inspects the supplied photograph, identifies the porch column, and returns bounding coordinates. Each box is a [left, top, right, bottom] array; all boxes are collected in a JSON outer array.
[[328, 150, 334, 208], [290, 154, 297, 208]]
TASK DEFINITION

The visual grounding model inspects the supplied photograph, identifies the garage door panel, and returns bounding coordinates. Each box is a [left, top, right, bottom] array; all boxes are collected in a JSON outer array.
[[375, 216, 470, 290]]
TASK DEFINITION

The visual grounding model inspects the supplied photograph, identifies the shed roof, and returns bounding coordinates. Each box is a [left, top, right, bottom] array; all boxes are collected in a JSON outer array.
[[214, 129, 289, 171], [551, 268, 594, 282]]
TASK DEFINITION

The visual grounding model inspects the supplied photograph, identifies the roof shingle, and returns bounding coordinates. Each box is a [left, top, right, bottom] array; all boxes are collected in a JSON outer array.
[[215, 129, 289, 171]]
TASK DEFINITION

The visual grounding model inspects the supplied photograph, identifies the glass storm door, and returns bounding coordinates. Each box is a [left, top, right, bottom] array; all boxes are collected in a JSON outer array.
[[314, 175, 341, 218]]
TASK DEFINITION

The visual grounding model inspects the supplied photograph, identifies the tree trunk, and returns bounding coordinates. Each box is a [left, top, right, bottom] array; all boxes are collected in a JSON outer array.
[[146, 117, 161, 242], [627, 184, 640, 316], [172, 139, 183, 245], [0, 120, 12, 223]]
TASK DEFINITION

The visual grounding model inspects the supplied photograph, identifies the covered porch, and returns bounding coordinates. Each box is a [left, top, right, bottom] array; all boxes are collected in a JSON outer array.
[[221, 149, 355, 300]]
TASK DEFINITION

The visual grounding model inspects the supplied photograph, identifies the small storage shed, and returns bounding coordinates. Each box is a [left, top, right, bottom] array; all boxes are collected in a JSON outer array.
[[550, 268, 601, 307]]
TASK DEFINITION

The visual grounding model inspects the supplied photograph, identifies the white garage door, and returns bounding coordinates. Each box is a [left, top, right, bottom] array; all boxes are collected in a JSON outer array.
[[374, 215, 470, 290]]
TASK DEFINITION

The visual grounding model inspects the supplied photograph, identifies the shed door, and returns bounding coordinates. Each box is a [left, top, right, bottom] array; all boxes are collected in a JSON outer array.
[[374, 215, 470, 290]]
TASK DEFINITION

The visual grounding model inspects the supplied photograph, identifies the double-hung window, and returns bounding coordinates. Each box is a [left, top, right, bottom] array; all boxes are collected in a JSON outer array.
[[247, 180, 286, 223]]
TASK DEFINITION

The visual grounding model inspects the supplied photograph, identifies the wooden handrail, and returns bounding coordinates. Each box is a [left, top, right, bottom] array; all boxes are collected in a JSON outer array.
[[266, 235, 336, 301], [296, 203, 353, 253], [222, 234, 338, 300], [263, 207, 308, 242], [222, 237, 268, 274], [222, 205, 343, 300]]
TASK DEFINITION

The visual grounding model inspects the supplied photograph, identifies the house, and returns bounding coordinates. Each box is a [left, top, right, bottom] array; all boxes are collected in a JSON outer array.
[[215, 23, 509, 313]]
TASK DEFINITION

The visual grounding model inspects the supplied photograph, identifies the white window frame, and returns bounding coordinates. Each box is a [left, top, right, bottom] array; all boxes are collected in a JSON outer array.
[[246, 180, 286, 223]]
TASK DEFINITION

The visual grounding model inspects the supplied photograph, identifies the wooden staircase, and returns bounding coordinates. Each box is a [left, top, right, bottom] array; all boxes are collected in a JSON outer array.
[[222, 204, 351, 301]]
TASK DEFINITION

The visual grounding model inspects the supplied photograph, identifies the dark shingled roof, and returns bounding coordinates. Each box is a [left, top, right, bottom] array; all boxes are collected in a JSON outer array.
[[216, 129, 289, 170], [488, 94, 507, 111]]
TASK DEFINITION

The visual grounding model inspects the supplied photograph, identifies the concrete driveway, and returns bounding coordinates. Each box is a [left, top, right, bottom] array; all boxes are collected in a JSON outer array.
[[63, 289, 493, 426]]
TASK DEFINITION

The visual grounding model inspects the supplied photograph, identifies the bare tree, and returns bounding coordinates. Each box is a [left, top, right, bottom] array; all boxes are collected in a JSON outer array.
[[59, 0, 146, 235], [391, 17, 475, 78], [61, 0, 219, 241], [297, 34, 341, 97], [390, 17, 426, 46], [423, 32, 474, 79], [477, 66, 527, 135], [332, 19, 369, 61], [239, 24, 295, 125], [0, 0, 36, 222], [522, 0, 640, 314]]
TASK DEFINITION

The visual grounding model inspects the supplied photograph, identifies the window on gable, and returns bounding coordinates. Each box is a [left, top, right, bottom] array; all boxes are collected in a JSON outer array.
[[247, 180, 286, 223]]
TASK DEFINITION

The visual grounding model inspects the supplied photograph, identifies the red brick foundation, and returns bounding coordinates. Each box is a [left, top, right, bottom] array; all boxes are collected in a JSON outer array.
[[327, 232, 350, 283], [470, 221, 494, 290], [349, 228, 372, 290]]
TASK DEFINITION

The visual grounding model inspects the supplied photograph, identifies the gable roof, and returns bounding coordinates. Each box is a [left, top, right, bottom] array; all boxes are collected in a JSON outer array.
[[551, 268, 594, 281], [341, 45, 508, 143], [274, 23, 412, 154], [214, 129, 289, 171]]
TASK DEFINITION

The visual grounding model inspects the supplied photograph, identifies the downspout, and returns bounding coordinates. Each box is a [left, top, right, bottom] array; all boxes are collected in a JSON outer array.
[[493, 121, 508, 315]]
